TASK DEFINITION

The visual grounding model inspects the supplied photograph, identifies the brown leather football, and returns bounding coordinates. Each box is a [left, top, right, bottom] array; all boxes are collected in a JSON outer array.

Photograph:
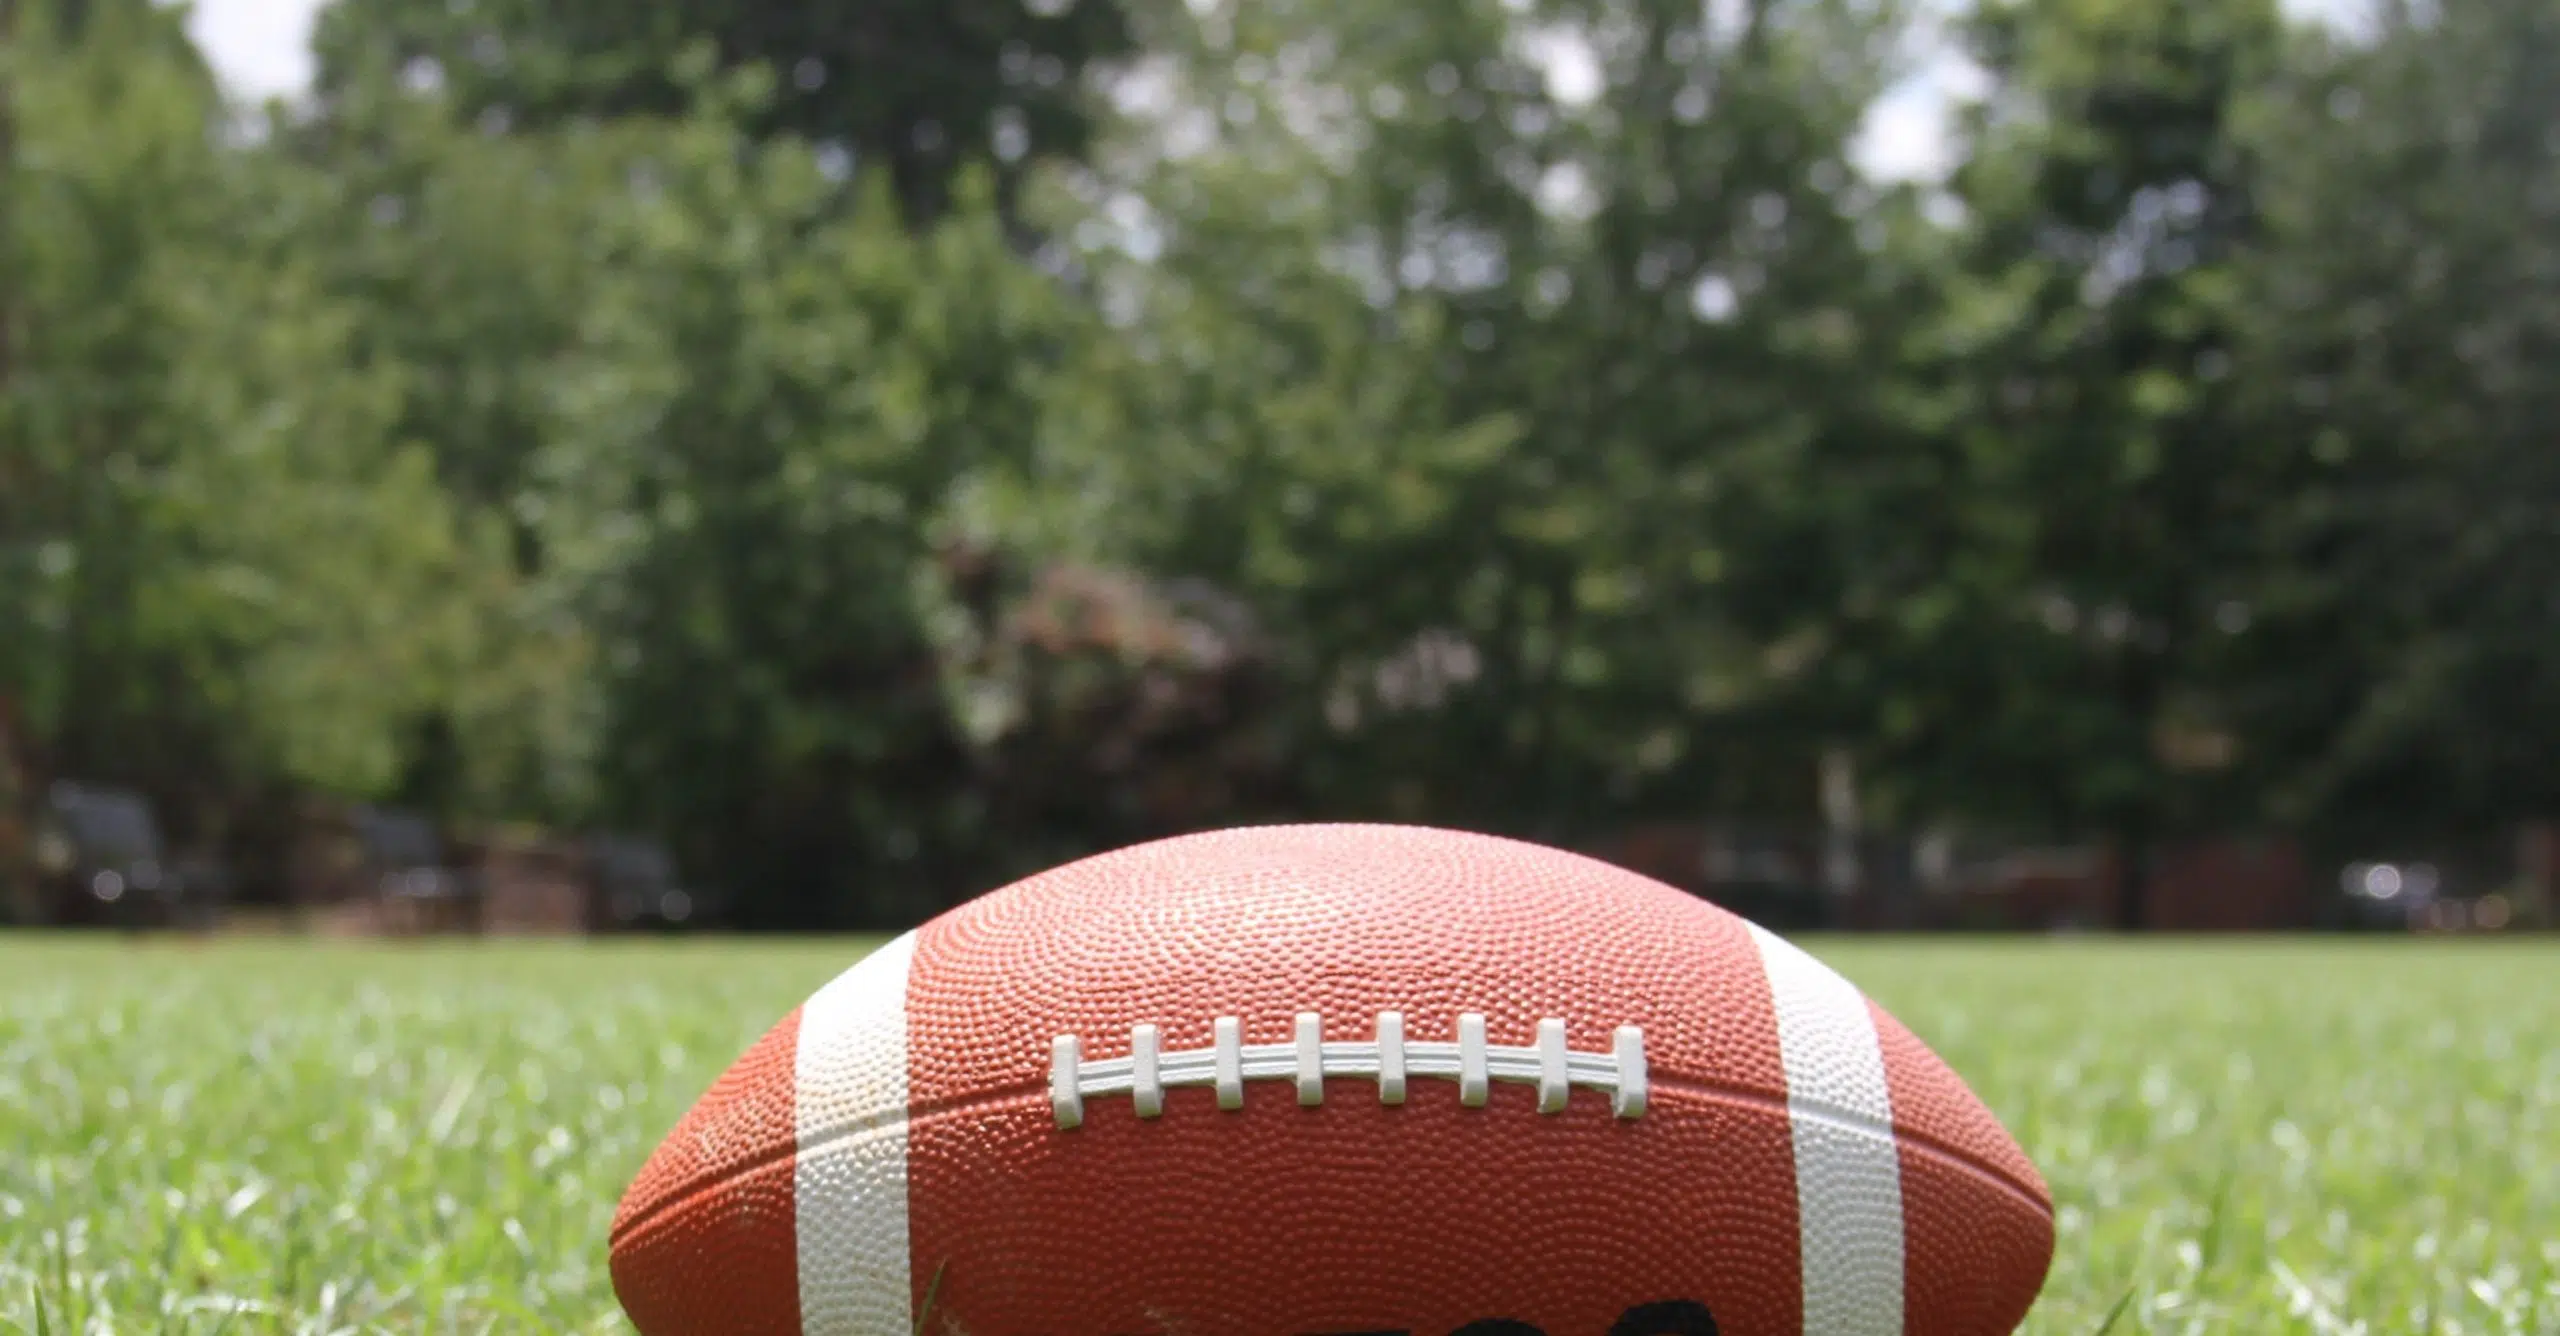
[[610, 824, 2052, 1335]]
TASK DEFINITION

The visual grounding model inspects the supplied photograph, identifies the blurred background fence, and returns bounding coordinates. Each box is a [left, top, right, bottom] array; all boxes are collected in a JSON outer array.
[[2, 0, 2556, 935]]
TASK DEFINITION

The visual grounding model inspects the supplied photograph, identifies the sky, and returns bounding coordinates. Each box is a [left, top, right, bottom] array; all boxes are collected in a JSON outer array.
[[186, 0, 327, 103], [180, 0, 2362, 185]]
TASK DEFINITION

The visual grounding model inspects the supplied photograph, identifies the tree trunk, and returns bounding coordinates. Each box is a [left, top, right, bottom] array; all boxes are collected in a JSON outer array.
[[2115, 827, 2153, 931], [1819, 746, 1864, 927]]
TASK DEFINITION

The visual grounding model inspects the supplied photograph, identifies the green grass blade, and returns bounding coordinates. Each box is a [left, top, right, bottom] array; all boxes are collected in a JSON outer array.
[[2092, 1283, 2138, 1335], [914, 1259, 948, 1336]]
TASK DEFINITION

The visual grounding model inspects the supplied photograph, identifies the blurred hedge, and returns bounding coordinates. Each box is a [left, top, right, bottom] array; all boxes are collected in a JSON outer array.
[[2, 0, 2554, 925]]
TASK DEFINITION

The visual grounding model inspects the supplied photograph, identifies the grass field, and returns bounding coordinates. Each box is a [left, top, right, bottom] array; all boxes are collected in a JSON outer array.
[[1, 935, 2553, 1334]]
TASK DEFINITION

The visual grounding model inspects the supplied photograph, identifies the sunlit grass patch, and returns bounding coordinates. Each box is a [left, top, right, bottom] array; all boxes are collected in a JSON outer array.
[[1831, 939, 2560, 1335], [0, 938, 860, 1334], [2, 934, 2553, 1333]]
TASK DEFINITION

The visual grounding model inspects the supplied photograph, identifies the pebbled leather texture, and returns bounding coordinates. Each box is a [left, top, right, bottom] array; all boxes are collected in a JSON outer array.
[[611, 823, 2054, 1336], [609, 1007, 804, 1335]]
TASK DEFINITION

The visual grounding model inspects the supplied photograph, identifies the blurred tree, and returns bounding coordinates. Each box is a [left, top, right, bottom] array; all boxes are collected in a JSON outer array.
[[261, 81, 695, 824], [16, 0, 2550, 931], [0, 0, 212, 582], [2236, 0, 2560, 844], [1838, 0, 2291, 926], [0, 0, 552, 859], [1080, 0, 1912, 843], [278, 93, 613, 561], [310, 0, 1135, 227], [533, 91, 1109, 924], [1, 0, 17, 561]]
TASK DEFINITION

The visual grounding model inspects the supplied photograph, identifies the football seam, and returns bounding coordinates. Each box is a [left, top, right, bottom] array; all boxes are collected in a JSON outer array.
[[1051, 1012, 1651, 1126], [608, 1071, 2047, 1250]]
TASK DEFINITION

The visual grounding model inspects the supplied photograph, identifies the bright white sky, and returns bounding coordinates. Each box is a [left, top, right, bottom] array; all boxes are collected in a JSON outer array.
[[184, 0, 327, 102], [180, 0, 2366, 184]]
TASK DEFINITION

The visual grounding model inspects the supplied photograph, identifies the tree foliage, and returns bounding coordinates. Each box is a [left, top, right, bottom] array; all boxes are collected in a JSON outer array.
[[311, 0, 1136, 225], [2236, 0, 2560, 841], [1080, 0, 1918, 836], [3, 0, 2554, 924], [525, 92, 1112, 922], [1851, 0, 2296, 922], [1, 1, 548, 844]]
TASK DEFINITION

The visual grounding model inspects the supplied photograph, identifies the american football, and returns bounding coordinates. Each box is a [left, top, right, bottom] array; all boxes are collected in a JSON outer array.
[[609, 824, 2052, 1335]]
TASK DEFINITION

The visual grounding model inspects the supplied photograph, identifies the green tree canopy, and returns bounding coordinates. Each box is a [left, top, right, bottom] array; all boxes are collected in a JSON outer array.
[[1, 0, 551, 841], [311, 0, 1136, 225]]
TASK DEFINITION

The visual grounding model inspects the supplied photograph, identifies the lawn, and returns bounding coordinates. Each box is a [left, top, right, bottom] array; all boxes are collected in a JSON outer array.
[[1, 934, 2552, 1334]]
